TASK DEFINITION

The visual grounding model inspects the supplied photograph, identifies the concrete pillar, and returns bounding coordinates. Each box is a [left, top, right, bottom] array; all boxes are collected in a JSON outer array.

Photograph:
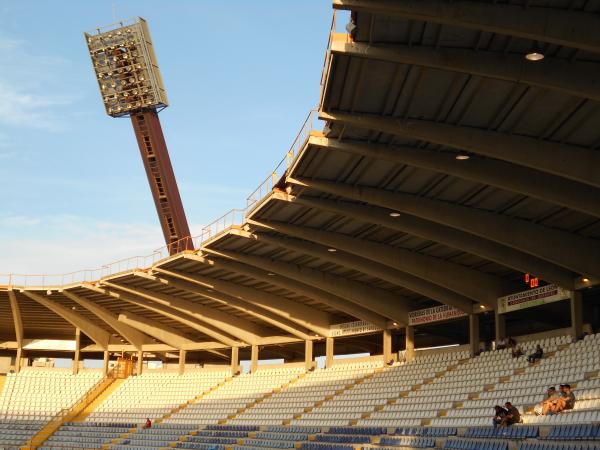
[[73, 328, 81, 375], [383, 329, 392, 364], [570, 290, 583, 340], [231, 347, 240, 374], [325, 337, 334, 369], [304, 340, 314, 370], [405, 326, 415, 361], [178, 350, 187, 375], [250, 345, 259, 373], [103, 350, 109, 376], [495, 310, 506, 344], [14, 348, 22, 374], [136, 350, 143, 375], [469, 314, 480, 357]]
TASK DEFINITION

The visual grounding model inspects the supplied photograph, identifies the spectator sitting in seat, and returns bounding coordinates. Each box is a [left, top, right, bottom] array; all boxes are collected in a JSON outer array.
[[539, 386, 560, 415], [143, 418, 152, 429], [500, 402, 521, 427], [527, 344, 543, 363], [493, 405, 508, 428], [496, 337, 508, 350], [554, 384, 576, 413], [511, 345, 523, 358]]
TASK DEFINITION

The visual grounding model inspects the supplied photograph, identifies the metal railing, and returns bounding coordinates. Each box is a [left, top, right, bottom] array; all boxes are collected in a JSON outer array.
[[246, 109, 319, 213], [21, 367, 118, 449], [0, 108, 321, 290], [319, 11, 337, 106]]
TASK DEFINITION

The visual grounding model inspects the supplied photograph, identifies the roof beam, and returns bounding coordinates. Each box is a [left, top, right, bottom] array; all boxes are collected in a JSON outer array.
[[288, 177, 600, 279], [84, 284, 240, 347], [330, 34, 600, 102], [283, 193, 574, 289], [308, 135, 600, 218], [7, 290, 23, 348], [184, 253, 388, 329], [99, 281, 257, 345], [151, 267, 330, 337], [21, 291, 110, 350], [204, 248, 410, 326], [133, 271, 313, 340], [115, 311, 197, 350], [332, 0, 600, 53], [246, 222, 483, 310], [61, 290, 154, 350], [320, 110, 600, 189]]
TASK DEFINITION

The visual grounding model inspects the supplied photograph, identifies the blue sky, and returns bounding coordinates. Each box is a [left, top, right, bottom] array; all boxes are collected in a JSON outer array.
[[0, 1, 345, 275]]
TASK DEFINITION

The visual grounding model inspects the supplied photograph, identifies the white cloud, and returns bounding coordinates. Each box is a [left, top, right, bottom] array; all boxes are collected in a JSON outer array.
[[0, 214, 164, 277], [0, 213, 215, 285], [0, 35, 77, 131]]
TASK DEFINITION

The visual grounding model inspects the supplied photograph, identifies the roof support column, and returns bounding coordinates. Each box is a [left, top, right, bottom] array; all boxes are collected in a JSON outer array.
[[136, 350, 143, 376], [14, 348, 23, 374], [73, 328, 81, 375], [383, 329, 392, 365], [103, 351, 109, 376], [231, 347, 240, 375], [325, 337, 334, 369], [305, 340, 314, 371], [178, 350, 187, 376], [495, 310, 506, 344], [470, 314, 480, 358], [250, 345, 259, 374], [405, 326, 415, 362], [570, 291, 583, 340]]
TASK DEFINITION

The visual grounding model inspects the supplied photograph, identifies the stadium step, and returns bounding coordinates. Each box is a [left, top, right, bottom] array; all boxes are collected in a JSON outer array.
[[0, 375, 6, 397], [109, 375, 236, 447], [284, 367, 384, 426], [225, 371, 309, 424], [72, 378, 126, 422], [22, 372, 121, 449]]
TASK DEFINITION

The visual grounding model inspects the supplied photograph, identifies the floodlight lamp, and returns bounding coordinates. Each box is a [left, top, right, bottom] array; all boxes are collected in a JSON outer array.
[[345, 21, 356, 33]]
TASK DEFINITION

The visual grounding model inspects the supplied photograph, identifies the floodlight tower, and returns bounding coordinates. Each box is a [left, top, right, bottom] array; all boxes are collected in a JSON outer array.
[[85, 18, 192, 254]]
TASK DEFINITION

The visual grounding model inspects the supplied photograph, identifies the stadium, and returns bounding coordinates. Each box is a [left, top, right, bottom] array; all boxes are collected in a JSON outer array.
[[1, 0, 600, 449]]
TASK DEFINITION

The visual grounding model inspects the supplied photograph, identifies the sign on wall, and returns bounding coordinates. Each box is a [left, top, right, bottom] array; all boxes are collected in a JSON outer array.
[[329, 321, 381, 337], [408, 304, 467, 326], [497, 284, 571, 314]]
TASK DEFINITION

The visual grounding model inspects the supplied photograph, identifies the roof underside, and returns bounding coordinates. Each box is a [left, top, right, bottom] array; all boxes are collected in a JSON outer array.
[[2, 0, 600, 359]]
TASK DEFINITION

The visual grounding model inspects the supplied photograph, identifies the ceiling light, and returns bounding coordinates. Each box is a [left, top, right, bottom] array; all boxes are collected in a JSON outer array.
[[455, 154, 470, 160], [389, 212, 401, 217], [392, 322, 398, 327], [267, 272, 276, 276], [327, 248, 337, 252], [525, 51, 544, 61], [479, 304, 486, 309], [582, 277, 590, 283], [525, 41, 545, 62]]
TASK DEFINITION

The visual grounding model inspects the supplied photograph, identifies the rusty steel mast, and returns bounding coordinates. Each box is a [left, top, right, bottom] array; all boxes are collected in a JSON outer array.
[[85, 18, 192, 254]]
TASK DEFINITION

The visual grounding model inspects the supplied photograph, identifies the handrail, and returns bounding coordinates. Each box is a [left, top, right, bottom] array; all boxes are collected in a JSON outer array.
[[246, 109, 318, 213], [0, 107, 321, 290], [319, 11, 337, 106], [22, 366, 118, 449]]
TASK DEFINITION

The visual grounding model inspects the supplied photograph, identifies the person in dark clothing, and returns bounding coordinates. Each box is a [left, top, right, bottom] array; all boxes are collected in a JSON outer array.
[[528, 344, 543, 363], [143, 418, 152, 429], [500, 402, 521, 427], [493, 405, 508, 428]]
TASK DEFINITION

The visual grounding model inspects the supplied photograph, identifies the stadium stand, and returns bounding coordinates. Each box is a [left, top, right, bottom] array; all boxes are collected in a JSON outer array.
[[0, 333, 595, 449]]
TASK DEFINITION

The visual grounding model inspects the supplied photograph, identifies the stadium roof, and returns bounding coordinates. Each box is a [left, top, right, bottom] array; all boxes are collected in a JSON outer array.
[[2, 0, 600, 361]]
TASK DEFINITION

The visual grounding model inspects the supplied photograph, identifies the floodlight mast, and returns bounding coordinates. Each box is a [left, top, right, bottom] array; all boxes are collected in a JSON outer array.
[[84, 17, 192, 255]]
